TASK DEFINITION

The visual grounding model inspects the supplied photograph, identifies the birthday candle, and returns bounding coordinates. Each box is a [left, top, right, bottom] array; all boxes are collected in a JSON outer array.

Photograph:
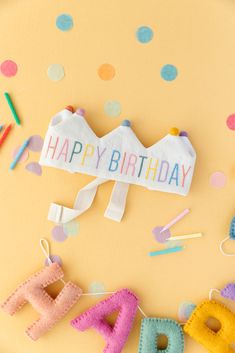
[[10, 138, 30, 170]]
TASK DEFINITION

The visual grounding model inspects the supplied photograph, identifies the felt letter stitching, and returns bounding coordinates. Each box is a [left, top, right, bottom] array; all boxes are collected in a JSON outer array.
[[138, 318, 184, 353], [71, 288, 138, 353], [1, 263, 82, 340], [184, 300, 235, 353]]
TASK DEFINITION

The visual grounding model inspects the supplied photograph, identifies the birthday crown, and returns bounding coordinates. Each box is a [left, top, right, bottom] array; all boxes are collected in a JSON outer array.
[[39, 107, 196, 222]]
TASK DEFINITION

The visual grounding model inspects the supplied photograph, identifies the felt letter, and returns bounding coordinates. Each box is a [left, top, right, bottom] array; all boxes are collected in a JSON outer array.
[[109, 150, 121, 172], [184, 300, 235, 353], [138, 155, 147, 178], [168, 164, 179, 186], [145, 158, 158, 181], [71, 288, 138, 353], [125, 154, 137, 177], [96, 146, 107, 169], [45, 135, 59, 159], [69, 141, 83, 163], [138, 318, 184, 353], [157, 160, 169, 182], [1, 263, 82, 340], [81, 144, 95, 166], [181, 165, 191, 187], [57, 138, 69, 162]]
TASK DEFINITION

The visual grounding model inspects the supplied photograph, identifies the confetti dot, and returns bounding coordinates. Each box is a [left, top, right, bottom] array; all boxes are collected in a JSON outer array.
[[28, 135, 44, 152], [51, 226, 68, 242], [56, 14, 73, 31], [45, 255, 63, 267], [63, 220, 80, 237], [161, 64, 178, 81], [25, 162, 42, 176], [178, 302, 196, 322], [12, 145, 29, 163], [0, 60, 18, 77], [104, 100, 121, 117], [152, 226, 171, 243], [47, 64, 65, 81], [89, 282, 106, 297], [226, 114, 235, 130], [209, 171, 226, 188], [136, 26, 154, 43], [98, 64, 115, 81]]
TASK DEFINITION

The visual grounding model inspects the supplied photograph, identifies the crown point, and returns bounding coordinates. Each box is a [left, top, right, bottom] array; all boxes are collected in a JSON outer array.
[[179, 131, 188, 137], [121, 120, 131, 127], [76, 108, 86, 116], [65, 105, 74, 113], [169, 127, 179, 136]]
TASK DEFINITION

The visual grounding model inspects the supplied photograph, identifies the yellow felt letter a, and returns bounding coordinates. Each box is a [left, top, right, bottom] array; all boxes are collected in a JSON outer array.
[[184, 300, 235, 353]]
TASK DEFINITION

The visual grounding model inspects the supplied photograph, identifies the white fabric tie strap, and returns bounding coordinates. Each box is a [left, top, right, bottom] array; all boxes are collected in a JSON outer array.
[[48, 178, 130, 223]]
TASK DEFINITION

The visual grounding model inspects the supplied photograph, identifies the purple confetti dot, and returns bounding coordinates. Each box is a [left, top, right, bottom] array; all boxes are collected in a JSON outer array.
[[45, 255, 63, 266], [51, 226, 68, 242], [152, 226, 171, 243], [28, 135, 44, 152], [25, 162, 42, 176], [179, 131, 188, 137]]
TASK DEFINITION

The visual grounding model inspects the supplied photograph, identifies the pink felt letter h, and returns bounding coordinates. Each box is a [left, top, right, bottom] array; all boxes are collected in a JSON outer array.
[[2, 263, 82, 340]]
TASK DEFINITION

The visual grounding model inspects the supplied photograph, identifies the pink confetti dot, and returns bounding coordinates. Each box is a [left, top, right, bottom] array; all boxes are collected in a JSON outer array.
[[0, 60, 18, 77], [227, 114, 235, 130], [12, 145, 29, 163], [210, 171, 226, 188], [28, 135, 44, 152], [25, 162, 42, 176], [51, 226, 68, 242]]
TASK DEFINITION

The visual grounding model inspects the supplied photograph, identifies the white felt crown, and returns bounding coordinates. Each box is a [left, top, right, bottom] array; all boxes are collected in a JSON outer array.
[[40, 108, 196, 222]]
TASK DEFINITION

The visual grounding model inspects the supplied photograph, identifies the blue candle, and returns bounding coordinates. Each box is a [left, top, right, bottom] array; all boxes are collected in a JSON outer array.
[[10, 138, 30, 170]]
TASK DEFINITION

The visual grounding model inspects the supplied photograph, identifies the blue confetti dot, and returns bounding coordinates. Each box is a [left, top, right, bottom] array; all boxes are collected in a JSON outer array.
[[136, 26, 153, 43], [161, 64, 178, 81], [56, 14, 73, 32]]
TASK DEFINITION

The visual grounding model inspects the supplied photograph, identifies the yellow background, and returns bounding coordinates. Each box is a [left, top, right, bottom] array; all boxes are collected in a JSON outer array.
[[1, 0, 235, 352]]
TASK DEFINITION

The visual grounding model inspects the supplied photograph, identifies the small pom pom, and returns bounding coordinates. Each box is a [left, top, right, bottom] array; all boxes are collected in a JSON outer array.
[[121, 120, 131, 127], [76, 108, 85, 116], [179, 131, 188, 137], [65, 105, 74, 113], [169, 127, 179, 136]]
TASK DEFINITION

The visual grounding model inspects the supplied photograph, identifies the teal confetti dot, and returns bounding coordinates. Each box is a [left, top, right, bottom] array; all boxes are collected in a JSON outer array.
[[63, 220, 80, 237], [136, 26, 153, 43], [104, 100, 122, 117], [56, 14, 73, 31], [178, 302, 196, 322], [161, 64, 178, 81], [89, 282, 106, 297]]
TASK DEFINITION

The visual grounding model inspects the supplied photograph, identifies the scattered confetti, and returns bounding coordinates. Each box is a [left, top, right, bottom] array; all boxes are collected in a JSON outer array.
[[152, 226, 171, 243], [12, 145, 29, 163], [63, 220, 80, 236], [28, 135, 44, 152], [136, 26, 154, 43], [89, 282, 106, 297], [51, 225, 68, 242], [0, 60, 18, 77], [47, 64, 65, 81], [56, 14, 73, 31], [161, 64, 178, 81], [178, 302, 196, 322], [45, 255, 63, 267], [226, 114, 235, 130], [25, 162, 42, 176], [104, 100, 121, 117], [98, 64, 115, 81], [209, 171, 226, 188]]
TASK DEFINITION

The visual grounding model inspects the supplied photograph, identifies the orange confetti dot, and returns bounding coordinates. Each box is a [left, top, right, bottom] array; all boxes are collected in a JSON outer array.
[[98, 63, 115, 81]]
